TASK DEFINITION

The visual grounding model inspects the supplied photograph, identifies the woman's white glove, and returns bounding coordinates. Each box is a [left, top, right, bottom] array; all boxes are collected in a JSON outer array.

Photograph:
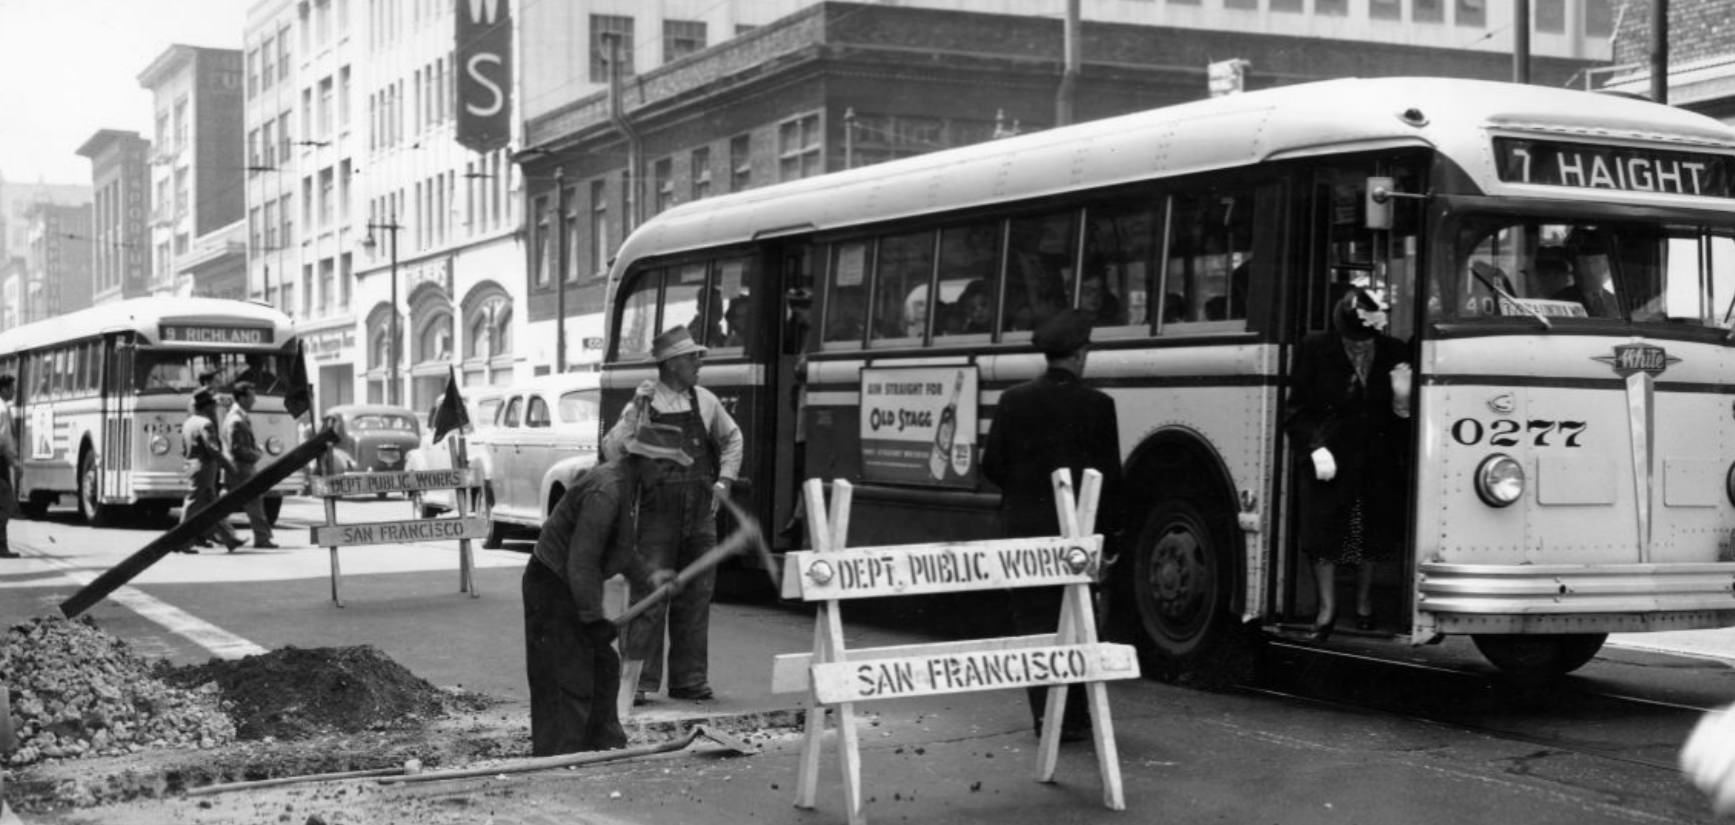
[[1682, 704, 1735, 814], [1310, 447, 1337, 482]]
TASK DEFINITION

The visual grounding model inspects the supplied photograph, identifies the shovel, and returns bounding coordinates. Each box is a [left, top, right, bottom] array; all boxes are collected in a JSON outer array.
[[377, 724, 758, 786]]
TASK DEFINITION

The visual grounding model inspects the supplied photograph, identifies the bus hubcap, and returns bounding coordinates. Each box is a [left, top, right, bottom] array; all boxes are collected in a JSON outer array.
[[1151, 527, 1204, 620]]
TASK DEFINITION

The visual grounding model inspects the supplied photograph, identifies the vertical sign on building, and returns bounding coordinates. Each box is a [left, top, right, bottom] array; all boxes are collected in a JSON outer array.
[[455, 0, 511, 153]]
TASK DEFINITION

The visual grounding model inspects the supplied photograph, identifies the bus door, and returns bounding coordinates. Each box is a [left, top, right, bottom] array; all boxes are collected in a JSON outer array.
[[763, 240, 815, 551], [1279, 159, 1425, 630], [103, 333, 137, 503]]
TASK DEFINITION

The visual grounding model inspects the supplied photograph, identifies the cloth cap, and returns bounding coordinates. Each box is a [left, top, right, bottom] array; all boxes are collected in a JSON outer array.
[[190, 389, 216, 411], [623, 422, 694, 467], [651, 327, 707, 362], [1032, 308, 1093, 356]]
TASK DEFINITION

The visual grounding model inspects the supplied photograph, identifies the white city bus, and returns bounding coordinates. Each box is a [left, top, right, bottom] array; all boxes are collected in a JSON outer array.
[[599, 77, 1735, 678], [0, 297, 304, 525]]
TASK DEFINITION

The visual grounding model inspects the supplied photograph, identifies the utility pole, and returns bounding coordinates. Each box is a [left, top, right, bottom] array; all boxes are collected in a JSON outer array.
[[554, 166, 569, 373], [1056, 0, 1079, 127], [1650, 0, 1669, 104], [1513, 0, 1531, 84]]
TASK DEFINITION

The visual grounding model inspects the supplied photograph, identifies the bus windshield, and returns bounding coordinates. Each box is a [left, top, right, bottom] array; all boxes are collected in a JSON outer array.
[[135, 350, 298, 396], [1438, 216, 1735, 328]]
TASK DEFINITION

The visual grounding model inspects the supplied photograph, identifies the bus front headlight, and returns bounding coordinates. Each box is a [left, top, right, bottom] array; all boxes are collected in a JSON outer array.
[[265, 436, 285, 456], [149, 436, 171, 456], [1475, 454, 1525, 507], [1726, 462, 1735, 507]]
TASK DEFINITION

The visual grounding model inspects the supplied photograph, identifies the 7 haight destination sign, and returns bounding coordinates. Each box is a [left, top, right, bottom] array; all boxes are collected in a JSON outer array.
[[1494, 137, 1735, 198]]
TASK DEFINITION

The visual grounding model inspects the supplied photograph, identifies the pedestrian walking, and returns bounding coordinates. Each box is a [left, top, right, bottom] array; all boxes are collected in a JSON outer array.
[[601, 326, 744, 704], [222, 381, 278, 549], [981, 308, 1124, 742], [0, 375, 20, 559], [523, 422, 684, 756], [179, 389, 244, 554]]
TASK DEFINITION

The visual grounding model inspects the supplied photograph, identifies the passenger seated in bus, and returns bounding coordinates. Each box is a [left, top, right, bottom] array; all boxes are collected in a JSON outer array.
[[1161, 292, 1187, 324], [1079, 271, 1125, 326], [1528, 246, 1573, 298], [1205, 260, 1250, 321], [903, 285, 930, 338], [952, 279, 994, 334], [1553, 231, 1619, 318], [824, 286, 866, 343], [722, 294, 752, 349], [689, 286, 728, 347]]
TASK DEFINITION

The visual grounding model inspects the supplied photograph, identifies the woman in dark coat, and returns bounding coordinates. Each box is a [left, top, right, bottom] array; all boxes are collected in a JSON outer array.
[[1284, 285, 1412, 641]]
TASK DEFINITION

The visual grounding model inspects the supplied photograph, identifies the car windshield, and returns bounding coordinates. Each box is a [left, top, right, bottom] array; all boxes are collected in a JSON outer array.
[[1435, 216, 1735, 327], [351, 413, 416, 432], [136, 350, 296, 395]]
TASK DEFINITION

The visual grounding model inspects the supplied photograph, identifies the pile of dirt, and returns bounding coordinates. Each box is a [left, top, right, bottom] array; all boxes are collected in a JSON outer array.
[[0, 616, 236, 767], [157, 645, 452, 741]]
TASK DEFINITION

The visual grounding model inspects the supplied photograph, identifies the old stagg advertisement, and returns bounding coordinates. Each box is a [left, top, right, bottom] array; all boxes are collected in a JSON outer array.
[[858, 365, 978, 489]]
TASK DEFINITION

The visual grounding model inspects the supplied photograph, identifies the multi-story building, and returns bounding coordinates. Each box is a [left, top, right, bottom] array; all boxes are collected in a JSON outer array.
[[75, 129, 154, 305], [22, 202, 95, 325], [137, 44, 245, 298], [354, 0, 520, 409], [518, 0, 1616, 371], [244, 0, 365, 407], [0, 257, 24, 331], [1602, 0, 1735, 123], [0, 176, 88, 265]]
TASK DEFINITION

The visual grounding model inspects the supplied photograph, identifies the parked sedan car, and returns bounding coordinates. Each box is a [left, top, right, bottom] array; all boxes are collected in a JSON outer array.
[[469, 373, 603, 547], [325, 404, 422, 495], [404, 389, 503, 517]]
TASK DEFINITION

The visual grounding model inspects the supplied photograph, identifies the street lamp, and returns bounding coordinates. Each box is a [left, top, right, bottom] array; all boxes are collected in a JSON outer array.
[[361, 213, 401, 406]]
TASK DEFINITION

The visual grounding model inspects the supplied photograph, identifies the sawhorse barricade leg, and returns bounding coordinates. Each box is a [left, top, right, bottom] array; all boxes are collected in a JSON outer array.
[[794, 478, 864, 824]]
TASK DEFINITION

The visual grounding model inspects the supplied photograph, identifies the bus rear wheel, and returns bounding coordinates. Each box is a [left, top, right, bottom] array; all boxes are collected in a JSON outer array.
[[78, 449, 121, 527], [1127, 498, 1233, 677], [1472, 633, 1606, 679]]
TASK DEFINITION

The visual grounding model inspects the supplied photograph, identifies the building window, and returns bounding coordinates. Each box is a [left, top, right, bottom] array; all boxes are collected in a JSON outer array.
[[590, 179, 608, 278], [173, 168, 189, 216], [691, 146, 711, 201], [173, 96, 189, 151], [590, 15, 635, 83], [729, 134, 751, 192], [1269, 0, 1303, 11], [318, 76, 334, 137], [247, 129, 261, 168], [280, 194, 293, 246], [1316, 0, 1348, 15], [279, 110, 292, 162], [1370, 0, 1401, 19], [1414, 0, 1444, 22], [338, 66, 351, 131], [319, 167, 334, 227], [1534, 0, 1564, 31], [278, 25, 291, 80], [653, 157, 674, 214], [260, 38, 274, 90], [1223, 0, 1256, 8], [663, 19, 706, 63], [561, 184, 577, 281], [1455, 0, 1485, 27], [319, 258, 335, 315], [247, 49, 259, 98], [533, 194, 550, 286], [778, 114, 822, 182]]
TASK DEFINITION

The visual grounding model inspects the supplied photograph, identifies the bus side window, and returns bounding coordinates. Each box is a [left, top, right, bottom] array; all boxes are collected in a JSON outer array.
[[1163, 188, 1253, 330], [933, 221, 1001, 340], [672, 262, 711, 346], [870, 230, 936, 345], [1005, 211, 1078, 334], [1083, 199, 1161, 330], [823, 241, 870, 346], [714, 256, 753, 355], [614, 267, 664, 361]]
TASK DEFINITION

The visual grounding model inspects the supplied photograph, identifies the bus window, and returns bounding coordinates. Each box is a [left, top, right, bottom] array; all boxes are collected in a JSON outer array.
[[715, 256, 754, 355], [1163, 189, 1253, 330], [674, 262, 715, 347], [1083, 199, 1162, 331], [615, 268, 663, 361], [870, 231, 936, 346], [1005, 211, 1078, 334], [933, 222, 1001, 341], [823, 241, 870, 346]]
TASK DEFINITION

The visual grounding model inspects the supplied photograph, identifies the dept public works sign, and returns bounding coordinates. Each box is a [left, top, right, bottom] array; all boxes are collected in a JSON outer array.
[[455, 0, 511, 153]]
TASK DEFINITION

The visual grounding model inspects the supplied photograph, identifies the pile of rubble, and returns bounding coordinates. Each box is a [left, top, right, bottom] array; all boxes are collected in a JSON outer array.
[[1, 616, 236, 767]]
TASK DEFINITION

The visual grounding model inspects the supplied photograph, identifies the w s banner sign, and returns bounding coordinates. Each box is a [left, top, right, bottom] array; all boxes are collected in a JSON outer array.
[[455, 0, 511, 153]]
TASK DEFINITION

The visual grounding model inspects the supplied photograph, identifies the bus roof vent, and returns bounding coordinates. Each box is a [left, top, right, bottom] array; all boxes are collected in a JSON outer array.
[[1399, 107, 1429, 128]]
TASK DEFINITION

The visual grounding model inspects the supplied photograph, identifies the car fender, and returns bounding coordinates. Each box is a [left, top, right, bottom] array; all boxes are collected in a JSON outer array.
[[540, 453, 599, 520]]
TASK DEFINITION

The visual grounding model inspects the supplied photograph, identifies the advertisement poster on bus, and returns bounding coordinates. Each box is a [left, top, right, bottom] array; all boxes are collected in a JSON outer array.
[[858, 365, 979, 489]]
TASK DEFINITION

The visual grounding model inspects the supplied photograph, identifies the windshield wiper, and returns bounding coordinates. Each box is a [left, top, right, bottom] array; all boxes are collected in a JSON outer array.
[[1469, 261, 1550, 329]]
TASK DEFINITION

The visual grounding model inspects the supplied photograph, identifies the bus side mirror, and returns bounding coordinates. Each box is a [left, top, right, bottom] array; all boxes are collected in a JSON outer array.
[[1365, 176, 1395, 230]]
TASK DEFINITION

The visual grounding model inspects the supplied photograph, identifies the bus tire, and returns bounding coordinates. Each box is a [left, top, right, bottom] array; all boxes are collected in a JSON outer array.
[[1471, 633, 1606, 679], [1125, 497, 1235, 679], [263, 497, 283, 526], [77, 448, 121, 527]]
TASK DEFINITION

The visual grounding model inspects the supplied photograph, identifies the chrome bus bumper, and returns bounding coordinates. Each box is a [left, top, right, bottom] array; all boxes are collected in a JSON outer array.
[[1415, 561, 1735, 638], [129, 469, 305, 499]]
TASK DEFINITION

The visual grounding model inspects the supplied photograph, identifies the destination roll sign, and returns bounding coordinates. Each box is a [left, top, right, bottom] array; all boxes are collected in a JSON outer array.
[[159, 324, 274, 345], [1494, 137, 1735, 198]]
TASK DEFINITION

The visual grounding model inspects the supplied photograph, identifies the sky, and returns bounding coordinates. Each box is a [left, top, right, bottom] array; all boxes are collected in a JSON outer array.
[[0, 0, 246, 185]]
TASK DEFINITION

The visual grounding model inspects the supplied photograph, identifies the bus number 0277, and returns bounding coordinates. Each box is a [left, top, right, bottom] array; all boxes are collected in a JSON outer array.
[[1450, 418, 1586, 448]]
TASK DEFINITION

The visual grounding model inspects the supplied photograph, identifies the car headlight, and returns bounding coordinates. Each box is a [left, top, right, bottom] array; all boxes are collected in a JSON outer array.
[[150, 436, 171, 456], [266, 436, 284, 455], [1475, 453, 1525, 507]]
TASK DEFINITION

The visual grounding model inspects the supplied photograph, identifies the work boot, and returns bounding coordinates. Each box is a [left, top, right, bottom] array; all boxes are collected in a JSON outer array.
[[224, 537, 245, 553], [668, 685, 714, 701], [254, 539, 280, 549]]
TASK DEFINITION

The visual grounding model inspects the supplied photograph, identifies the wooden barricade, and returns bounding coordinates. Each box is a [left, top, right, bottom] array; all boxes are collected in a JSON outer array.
[[308, 467, 487, 607], [773, 469, 1139, 824]]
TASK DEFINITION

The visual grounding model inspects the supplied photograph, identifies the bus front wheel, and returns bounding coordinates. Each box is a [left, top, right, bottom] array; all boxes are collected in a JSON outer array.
[[1472, 633, 1606, 679], [77, 449, 121, 527], [1127, 498, 1233, 676]]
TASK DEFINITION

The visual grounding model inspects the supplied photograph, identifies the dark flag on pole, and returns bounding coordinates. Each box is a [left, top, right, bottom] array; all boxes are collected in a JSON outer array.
[[432, 365, 470, 444], [284, 340, 313, 419]]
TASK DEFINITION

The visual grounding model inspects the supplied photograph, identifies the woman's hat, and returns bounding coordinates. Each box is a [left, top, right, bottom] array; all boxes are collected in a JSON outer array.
[[651, 327, 707, 362], [189, 389, 216, 411], [624, 422, 693, 466]]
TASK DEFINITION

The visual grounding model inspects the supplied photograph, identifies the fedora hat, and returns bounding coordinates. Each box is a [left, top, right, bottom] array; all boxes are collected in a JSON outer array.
[[623, 422, 693, 467], [651, 327, 707, 362], [189, 388, 217, 412]]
